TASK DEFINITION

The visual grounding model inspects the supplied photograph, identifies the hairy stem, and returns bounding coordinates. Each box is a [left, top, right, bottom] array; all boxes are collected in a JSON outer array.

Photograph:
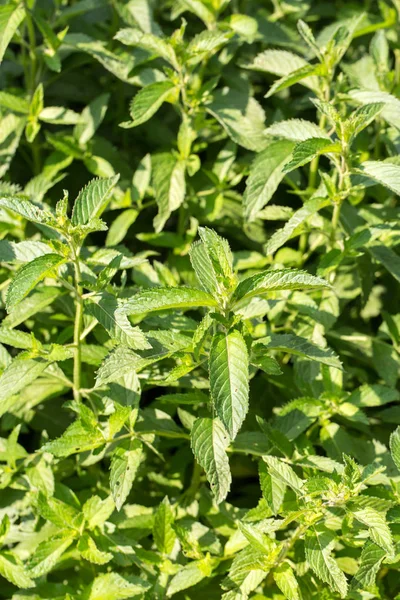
[[72, 245, 83, 402]]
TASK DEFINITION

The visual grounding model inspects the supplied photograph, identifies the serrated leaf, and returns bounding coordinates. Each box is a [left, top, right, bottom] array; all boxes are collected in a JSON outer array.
[[0, 357, 49, 417], [207, 88, 267, 152], [0, 3, 26, 63], [118, 286, 218, 316], [245, 49, 319, 92], [352, 506, 394, 555], [114, 28, 179, 69], [78, 533, 113, 565], [390, 426, 400, 471], [264, 119, 328, 142], [243, 140, 295, 222], [356, 160, 400, 196], [262, 456, 303, 494], [265, 63, 322, 99], [283, 137, 340, 173], [259, 460, 286, 515], [264, 198, 329, 255], [6, 253, 66, 311], [167, 557, 212, 596], [255, 334, 342, 369], [351, 540, 386, 590], [0, 239, 53, 263], [305, 527, 348, 598], [0, 553, 35, 589], [152, 152, 186, 232], [28, 530, 77, 577], [232, 268, 330, 305], [43, 419, 105, 457], [346, 102, 384, 140], [110, 440, 143, 510], [191, 417, 231, 503], [82, 572, 150, 600], [0, 195, 53, 224], [273, 562, 300, 600], [209, 330, 249, 440], [86, 292, 150, 349], [153, 496, 176, 555], [123, 81, 176, 128], [71, 175, 120, 226]]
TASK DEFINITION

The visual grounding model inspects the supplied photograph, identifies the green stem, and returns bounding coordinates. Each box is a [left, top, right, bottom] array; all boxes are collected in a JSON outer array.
[[72, 246, 83, 402]]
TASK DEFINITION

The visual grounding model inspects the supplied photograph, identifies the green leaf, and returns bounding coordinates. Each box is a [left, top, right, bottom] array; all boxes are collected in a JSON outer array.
[[0, 553, 35, 589], [153, 496, 176, 555], [105, 208, 139, 247], [345, 102, 384, 141], [43, 419, 105, 457], [118, 286, 218, 316], [232, 268, 330, 305], [74, 93, 110, 144], [0, 239, 53, 263], [191, 417, 231, 504], [305, 526, 348, 598], [190, 227, 235, 297], [71, 175, 120, 226], [114, 28, 179, 69], [152, 152, 186, 233], [390, 426, 400, 471], [245, 49, 319, 92], [122, 81, 176, 128], [0, 195, 53, 225], [356, 160, 400, 196], [262, 456, 303, 494], [259, 460, 286, 515], [110, 440, 143, 510], [207, 88, 268, 152], [265, 63, 322, 98], [78, 533, 113, 565], [86, 292, 150, 350], [0, 358, 49, 417], [283, 138, 341, 173], [264, 198, 330, 255], [167, 557, 213, 596], [255, 334, 342, 369], [351, 507, 394, 555], [349, 89, 400, 130], [264, 119, 328, 142], [243, 140, 295, 222], [6, 253, 66, 311], [0, 3, 26, 63], [82, 572, 150, 600], [209, 330, 249, 440], [273, 562, 300, 600], [351, 540, 386, 591], [28, 530, 77, 577]]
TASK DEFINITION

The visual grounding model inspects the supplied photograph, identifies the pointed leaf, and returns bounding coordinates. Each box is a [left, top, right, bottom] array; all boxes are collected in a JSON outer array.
[[6, 253, 66, 311], [232, 269, 330, 305], [118, 286, 218, 316], [209, 330, 249, 440], [86, 293, 150, 350], [71, 175, 120, 225], [244, 139, 295, 222], [305, 527, 348, 598], [110, 440, 143, 510], [191, 417, 231, 503], [153, 496, 176, 555]]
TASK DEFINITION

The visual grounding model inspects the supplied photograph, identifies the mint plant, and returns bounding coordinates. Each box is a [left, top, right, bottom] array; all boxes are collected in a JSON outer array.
[[1, 1, 400, 599]]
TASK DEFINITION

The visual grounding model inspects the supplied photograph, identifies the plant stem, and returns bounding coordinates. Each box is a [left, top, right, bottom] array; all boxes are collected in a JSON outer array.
[[72, 244, 83, 402]]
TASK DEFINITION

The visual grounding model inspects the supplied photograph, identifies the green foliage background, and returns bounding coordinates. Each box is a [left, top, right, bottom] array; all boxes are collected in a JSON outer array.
[[1, 0, 400, 599]]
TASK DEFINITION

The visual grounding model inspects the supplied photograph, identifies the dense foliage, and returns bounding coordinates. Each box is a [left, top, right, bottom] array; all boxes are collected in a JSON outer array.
[[2, 0, 400, 599]]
